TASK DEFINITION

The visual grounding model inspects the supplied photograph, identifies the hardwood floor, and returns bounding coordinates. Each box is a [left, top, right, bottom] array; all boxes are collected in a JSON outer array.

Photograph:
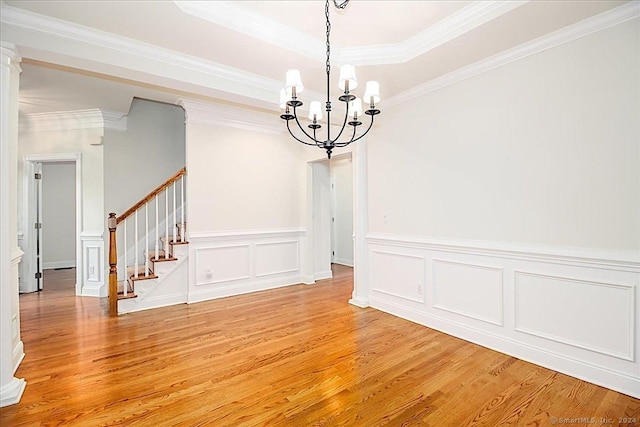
[[1, 265, 638, 426]]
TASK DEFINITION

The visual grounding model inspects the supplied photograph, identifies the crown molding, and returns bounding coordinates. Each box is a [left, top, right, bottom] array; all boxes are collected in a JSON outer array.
[[340, 1, 528, 66], [178, 98, 282, 135], [173, 1, 527, 67], [102, 110, 128, 132], [385, 1, 640, 108], [174, 1, 328, 63], [0, 3, 282, 104], [19, 108, 128, 133]]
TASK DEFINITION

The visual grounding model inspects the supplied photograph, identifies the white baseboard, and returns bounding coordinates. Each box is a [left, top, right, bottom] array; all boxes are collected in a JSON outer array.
[[43, 260, 76, 270], [81, 282, 105, 297], [315, 270, 333, 281], [119, 293, 188, 314], [0, 377, 26, 408], [188, 275, 304, 304], [334, 258, 353, 267], [13, 340, 24, 374]]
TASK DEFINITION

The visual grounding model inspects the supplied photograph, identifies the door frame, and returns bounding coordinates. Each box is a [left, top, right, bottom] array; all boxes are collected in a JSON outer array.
[[22, 153, 82, 295]]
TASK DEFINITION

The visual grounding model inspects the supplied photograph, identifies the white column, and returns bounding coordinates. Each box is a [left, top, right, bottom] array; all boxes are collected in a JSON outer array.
[[0, 42, 26, 407], [349, 137, 370, 308]]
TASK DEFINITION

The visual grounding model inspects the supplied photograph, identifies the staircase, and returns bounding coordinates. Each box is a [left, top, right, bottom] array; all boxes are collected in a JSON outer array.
[[107, 168, 188, 316]]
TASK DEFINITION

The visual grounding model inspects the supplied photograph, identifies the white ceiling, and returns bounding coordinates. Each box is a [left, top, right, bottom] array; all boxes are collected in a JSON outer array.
[[1, 0, 633, 117]]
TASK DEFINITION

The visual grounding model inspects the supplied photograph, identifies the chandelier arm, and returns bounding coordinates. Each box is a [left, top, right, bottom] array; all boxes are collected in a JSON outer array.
[[335, 115, 375, 147], [292, 106, 321, 144], [286, 120, 323, 147], [329, 101, 351, 144]]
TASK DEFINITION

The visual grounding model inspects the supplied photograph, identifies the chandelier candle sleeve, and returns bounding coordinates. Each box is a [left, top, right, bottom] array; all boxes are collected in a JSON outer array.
[[339, 65, 358, 91], [349, 98, 362, 120], [279, 0, 380, 159], [364, 81, 380, 106], [309, 101, 323, 121]]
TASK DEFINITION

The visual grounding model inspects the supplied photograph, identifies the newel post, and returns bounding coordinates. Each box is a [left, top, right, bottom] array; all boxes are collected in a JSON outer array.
[[108, 213, 118, 316]]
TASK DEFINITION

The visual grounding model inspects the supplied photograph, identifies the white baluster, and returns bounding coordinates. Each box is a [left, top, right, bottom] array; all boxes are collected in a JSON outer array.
[[165, 187, 169, 258], [173, 181, 177, 244], [181, 175, 185, 242], [123, 218, 127, 297], [145, 202, 149, 277], [134, 210, 139, 279], [155, 196, 159, 262]]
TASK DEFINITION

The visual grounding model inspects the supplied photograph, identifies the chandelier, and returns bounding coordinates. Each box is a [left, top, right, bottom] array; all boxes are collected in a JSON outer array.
[[279, 0, 381, 159]]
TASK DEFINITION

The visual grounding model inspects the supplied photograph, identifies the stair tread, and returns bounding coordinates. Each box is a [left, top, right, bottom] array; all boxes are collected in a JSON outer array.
[[117, 291, 138, 300], [151, 256, 178, 262], [129, 273, 158, 282]]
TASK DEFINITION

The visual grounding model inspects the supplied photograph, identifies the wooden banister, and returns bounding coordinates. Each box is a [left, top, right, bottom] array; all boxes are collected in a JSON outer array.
[[108, 167, 186, 316], [108, 213, 118, 317], [116, 167, 186, 224]]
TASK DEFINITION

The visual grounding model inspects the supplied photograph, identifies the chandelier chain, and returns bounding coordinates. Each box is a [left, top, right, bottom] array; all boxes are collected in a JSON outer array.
[[325, 0, 331, 77]]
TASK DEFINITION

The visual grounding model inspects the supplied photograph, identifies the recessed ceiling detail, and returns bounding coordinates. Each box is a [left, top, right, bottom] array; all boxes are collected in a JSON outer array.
[[174, 0, 529, 66]]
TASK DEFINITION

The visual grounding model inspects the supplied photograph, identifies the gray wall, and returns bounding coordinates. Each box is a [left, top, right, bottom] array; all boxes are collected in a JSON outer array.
[[104, 98, 186, 216], [42, 162, 76, 269]]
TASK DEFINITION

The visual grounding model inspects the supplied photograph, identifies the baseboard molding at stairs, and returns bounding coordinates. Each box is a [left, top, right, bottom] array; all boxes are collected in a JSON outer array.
[[187, 274, 305, 304], [118, 292, 188, 314], [118, 244, 189, 314]]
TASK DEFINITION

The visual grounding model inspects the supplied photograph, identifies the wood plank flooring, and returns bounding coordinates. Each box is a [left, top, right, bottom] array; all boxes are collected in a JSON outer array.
[[1, 265, 638, 426]]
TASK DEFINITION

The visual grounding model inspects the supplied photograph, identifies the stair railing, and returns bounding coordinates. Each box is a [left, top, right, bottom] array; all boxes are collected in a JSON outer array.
[[108, 167, 186, 316]]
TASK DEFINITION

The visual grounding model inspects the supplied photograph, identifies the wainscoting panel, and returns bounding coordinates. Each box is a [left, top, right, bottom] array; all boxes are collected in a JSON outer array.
[[365, 233, 640, 398], [194, 244, 251, 286], [85, 246, 101, 283], [188, 229, 306, 303], [371, 250, 425, 303], [515, 271, 634, 361], [80, 232, 104, 297], [256, 241, 299, 278], [433, 259, 503, 326]]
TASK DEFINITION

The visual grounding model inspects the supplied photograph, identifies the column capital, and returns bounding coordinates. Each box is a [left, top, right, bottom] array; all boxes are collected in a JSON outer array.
[[0, 42, 22, 71]]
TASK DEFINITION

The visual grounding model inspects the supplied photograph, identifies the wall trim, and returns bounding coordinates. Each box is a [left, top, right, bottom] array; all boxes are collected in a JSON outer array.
[[367, 233, 640, 272], [514, 270, 635, 361], [370, 296, 640, 399], [0, 3, 283, 107], [178, 98, 282, 135], [366, 233, 639, 397], [385, 1, 640, 107], [189, 228, 306, 242], [432, 258, 504, 326], [19, 108, 127, 134], [0, 377, 26, 408]]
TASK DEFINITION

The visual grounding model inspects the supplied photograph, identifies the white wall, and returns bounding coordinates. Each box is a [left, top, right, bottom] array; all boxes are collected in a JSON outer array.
[[369, 20, 639, 254], [365, 18, 640, 397], [331, 157, 353, 266], [41, 162, 76, 269], [313, 161, 332, 280], [183, 101, 311, 303]]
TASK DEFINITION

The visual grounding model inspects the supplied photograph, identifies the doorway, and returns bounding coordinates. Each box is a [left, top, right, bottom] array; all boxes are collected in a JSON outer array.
[[23, 153, 82, 295], [309, 152, 353, 281], [40, 161, 77, 290]]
